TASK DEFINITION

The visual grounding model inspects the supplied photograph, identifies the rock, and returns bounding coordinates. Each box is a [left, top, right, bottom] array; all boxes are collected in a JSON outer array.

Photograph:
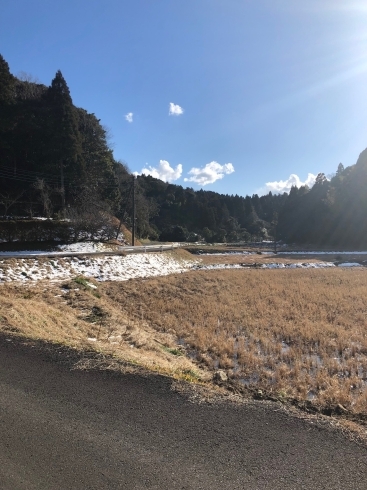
[[213, 370, 228, 383], [253, 389, 264, 399]]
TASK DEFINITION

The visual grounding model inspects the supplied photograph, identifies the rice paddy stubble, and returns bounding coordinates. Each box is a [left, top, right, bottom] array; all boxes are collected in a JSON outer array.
[[107, 268, 367, 415]]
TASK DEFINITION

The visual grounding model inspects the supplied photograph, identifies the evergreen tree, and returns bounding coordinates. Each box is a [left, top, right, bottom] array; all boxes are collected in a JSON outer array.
[[76, 109, 120, 208], [0, 54, 16, 160], [336, 163, 344, 176], [0, 54, 15, 103], [46, 70, 82, 208]]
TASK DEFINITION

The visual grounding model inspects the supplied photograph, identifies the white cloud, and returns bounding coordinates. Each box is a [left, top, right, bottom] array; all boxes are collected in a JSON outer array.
[[125, 112, 133, 123], [169, 102, 184, 116], [264, 173, 317, 194], [135, 160, 182, 183], [184, 161, 235, 186]]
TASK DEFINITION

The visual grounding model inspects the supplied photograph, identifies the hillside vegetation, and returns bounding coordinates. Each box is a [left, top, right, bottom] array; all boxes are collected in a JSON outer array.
[[1, 54, 367, 247]]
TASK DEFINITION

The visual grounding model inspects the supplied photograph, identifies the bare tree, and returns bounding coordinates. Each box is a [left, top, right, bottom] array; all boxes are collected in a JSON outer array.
[[17, 71, 40, 83], [33, 178, 53, 217], [66, 186, 117, 242], [16, 72, 44, 100], [24, 201, 36, 219], [0, 191, 24, 217], [102, 125, 115, 149]]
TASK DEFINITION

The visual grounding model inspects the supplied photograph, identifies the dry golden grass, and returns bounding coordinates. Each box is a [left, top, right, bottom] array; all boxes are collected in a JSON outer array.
[[2, 260, 367, 419], [104, 268, 367, 416], [0, 279, 207, 383], [120, 224, 142, 246]]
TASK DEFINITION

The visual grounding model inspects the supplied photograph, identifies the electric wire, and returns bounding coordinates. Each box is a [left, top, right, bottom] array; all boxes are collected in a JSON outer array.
[[0, 165, 132, 191]]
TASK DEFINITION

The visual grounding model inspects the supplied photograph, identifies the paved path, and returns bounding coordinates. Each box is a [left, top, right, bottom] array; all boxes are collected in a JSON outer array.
[[0, 337, 366, 489]]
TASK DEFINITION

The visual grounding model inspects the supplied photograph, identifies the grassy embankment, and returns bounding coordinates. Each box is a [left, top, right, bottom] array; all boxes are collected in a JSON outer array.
[[0, 249, 204, 382]]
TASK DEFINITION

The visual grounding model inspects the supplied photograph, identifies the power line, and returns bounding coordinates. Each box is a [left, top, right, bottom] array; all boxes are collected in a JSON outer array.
[[0, 169, 130, 191], [0, 166, 62, 185], [0, 164, 61, 179]]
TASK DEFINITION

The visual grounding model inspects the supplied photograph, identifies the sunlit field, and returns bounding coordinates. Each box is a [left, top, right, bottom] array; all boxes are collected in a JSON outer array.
[[1, 264, 367, 418], [106, 268, 367, 415]]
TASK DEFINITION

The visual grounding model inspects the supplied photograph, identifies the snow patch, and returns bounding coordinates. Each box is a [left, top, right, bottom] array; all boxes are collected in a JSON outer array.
[[338, 262, 362, 267], [198, 251, 256, 256], [279, 251, 367, 255], [262, 262, 335, 269], [0, 253, 194, 283], [0, 241, 118, 256], [194, 262, 336, 271]]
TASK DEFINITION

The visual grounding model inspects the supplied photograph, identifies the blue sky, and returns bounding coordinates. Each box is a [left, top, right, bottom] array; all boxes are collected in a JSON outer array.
[[2, 0, 367, 197]]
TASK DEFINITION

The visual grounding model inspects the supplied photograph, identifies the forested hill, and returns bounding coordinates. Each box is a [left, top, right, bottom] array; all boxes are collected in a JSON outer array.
[[277, 155, 367, 248], [1, 53, 367, 247]]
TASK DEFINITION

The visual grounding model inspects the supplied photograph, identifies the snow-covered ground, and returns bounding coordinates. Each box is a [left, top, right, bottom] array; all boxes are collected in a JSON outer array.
[[0, 241, 118, 256], [278, 251, 367, 255], [193, 263, 244, 270], [0, 241, 365, 284], [0, 256, 364, 284], [58, 242, 118, 253], [337, 262, 363, 267], [197, 251, 256, 256], [194, 262, 336, 271], [194, 250, 367, 257], [193, 261, 364, 271], [0, 252, 194, 283], [261, 262, 335, 269]]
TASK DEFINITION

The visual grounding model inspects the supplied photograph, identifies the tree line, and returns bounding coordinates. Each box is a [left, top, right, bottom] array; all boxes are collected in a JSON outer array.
[[1, 53, 367, 248]]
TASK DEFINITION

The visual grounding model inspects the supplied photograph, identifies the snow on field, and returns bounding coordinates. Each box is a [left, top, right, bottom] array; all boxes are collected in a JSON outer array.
[[0, 241, 118, 256], [0, 253, 194, 283], [261, 262, 335, 269], [194, 262, 337, 271], [197, 251, 256, 256], [193, 263, 244, 270], [338, 262, 363, 267], [278, 251, 367, 255], [0, 243, 365, 284], [58, 242, 118, 253]]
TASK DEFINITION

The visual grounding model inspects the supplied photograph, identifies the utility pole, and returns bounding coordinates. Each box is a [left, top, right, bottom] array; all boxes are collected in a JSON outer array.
[[115, 180, 133, 240], [272, 212, 278, 254], [132, 175, 136, 246], [60, 161, 65, 215]]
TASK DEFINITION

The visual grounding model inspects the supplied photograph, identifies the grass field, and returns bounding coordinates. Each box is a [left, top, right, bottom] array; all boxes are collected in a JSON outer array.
[[1, 256, 367, 418], [105, 268, 367, 416]]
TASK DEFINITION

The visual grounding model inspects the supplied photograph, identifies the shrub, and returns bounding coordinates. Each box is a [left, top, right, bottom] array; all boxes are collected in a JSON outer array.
[[0, 220, 72, 243]]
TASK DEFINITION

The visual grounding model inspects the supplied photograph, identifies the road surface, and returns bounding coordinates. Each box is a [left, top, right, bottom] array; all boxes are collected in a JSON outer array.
[[0, 337, 366, 489]]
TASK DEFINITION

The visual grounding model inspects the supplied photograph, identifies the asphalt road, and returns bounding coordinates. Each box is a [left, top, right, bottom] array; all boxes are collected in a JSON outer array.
[[0, 338, 366, 490]]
